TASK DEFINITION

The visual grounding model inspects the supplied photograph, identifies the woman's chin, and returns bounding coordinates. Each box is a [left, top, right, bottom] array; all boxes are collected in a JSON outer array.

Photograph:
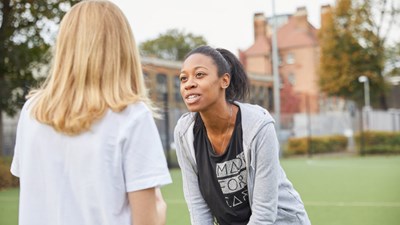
[[185, 104, 201, 112]]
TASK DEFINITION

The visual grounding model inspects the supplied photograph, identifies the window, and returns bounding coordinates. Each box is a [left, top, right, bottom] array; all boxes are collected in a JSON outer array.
[[268, 87, 273, 110], [258, 86, 267, 107], [249, 84, 257, 104], [286, 53, 295, 64], [156, 73, 167, 101], [174, 76, 182, 102], [156, 73, 167, 84], [143, 72, 149, 81], [142, 72, 151, 96], [288, 72, 295, 85]]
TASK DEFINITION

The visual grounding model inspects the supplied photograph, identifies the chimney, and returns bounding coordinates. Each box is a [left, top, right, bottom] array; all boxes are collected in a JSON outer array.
[[320, 5, 332, 29], [238, 50, 247, 69], [254, 13, 267, 40], [293, 7, 308, 30]]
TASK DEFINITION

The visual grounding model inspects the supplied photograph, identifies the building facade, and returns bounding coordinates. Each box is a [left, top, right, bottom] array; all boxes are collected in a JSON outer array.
[[239, 7, 328, 114]]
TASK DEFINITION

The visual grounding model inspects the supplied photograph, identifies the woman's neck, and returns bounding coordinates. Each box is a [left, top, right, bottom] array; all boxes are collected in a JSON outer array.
[[199, 102, 234, 135]]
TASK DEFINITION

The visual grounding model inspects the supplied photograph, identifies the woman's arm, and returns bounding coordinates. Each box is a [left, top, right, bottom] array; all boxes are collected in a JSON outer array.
[[174, 125, 213, 225], [128, 187, 167, 225], [248, 123, 280, 225]]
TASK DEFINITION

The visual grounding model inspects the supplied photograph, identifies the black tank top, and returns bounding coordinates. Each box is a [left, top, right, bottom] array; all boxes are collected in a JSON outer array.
[[193, 108, 251, 225]]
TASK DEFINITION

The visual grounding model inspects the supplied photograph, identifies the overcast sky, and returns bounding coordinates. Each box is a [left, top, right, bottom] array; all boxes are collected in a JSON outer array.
[[110, 0, 335, 55]]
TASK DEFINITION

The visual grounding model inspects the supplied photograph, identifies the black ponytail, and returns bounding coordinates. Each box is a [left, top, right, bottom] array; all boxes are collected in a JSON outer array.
[[216, 48, 249, 101], [184, 45, 249, 101]]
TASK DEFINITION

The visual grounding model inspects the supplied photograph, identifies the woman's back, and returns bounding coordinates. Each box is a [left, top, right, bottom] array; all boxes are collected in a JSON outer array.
[[11, 100, 171, 225]]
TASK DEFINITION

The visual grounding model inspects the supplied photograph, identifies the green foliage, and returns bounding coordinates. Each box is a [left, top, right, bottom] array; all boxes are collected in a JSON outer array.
[[139, 29, 207, 61], [355, 131, 400, 154], [286, 135, 348, 155], [0, 0, 80, 155], [0, 0, 80, 116], [385, 42, 400, 77], [319, 0, 400, 109]]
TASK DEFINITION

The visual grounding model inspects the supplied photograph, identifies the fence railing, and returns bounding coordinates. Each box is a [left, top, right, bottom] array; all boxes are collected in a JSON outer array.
[[2, 108, 400, 156]]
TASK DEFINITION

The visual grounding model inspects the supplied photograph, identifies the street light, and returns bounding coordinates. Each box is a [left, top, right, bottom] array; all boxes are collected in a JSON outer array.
[[358, 75, 370, 153], [358, 75, 370, 109]]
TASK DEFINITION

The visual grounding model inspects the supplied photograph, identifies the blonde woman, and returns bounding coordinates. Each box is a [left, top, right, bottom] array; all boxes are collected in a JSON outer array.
[[10, 1, 171, 225]]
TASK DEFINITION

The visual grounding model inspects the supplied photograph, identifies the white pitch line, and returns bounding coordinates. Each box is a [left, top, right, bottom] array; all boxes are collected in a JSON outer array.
[[305, 201, 400, 207], [165, 199, 400, 207]]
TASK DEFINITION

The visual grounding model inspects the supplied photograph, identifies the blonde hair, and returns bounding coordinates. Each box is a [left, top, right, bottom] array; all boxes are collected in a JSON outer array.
[[29, 0, 152, 135]]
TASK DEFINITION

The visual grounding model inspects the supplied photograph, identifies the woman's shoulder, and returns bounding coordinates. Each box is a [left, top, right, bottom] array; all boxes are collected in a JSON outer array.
[[235, 102, 276, 142], [174, 111, 196, 135], [235, 101, 274, 123], [125, 101, 151, 114], [20, 95, 40, 116], [108, 101, 153, 123]]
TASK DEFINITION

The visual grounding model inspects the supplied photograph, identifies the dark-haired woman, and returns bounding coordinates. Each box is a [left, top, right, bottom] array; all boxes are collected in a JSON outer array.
[[174, 45, 311, 225]]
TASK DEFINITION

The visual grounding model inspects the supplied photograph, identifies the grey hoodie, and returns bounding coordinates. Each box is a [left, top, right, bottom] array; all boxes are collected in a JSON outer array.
[[174, 102, 311, 225]]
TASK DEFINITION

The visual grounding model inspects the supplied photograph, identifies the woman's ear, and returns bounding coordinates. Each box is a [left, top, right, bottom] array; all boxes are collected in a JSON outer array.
[[220, 73, 231, 89]]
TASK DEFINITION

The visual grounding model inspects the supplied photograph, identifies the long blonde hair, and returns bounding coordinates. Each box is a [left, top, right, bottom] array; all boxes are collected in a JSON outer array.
[[29, 0, 151, 135]]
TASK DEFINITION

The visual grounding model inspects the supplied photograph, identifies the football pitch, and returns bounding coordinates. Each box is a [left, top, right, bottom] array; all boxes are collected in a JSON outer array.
[[1, 155, 399, 225]]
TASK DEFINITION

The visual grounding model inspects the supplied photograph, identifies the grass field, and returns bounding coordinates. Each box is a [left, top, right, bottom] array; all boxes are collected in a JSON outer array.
[[1, 155, 399, 225]]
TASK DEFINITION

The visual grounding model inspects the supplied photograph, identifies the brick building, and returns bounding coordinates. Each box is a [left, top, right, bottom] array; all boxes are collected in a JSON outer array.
[[239, 6, 331, 114], [139, 5, 326, 146]]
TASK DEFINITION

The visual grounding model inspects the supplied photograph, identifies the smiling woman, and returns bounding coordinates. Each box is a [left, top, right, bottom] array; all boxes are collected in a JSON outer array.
[[174, 45, 311, 225]]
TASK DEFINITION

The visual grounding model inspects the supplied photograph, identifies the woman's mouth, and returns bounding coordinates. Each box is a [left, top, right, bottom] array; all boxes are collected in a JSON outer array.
[[185, 94, 200, 104]]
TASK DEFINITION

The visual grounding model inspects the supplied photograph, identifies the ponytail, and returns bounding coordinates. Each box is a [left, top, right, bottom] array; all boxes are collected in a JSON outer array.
[[216, 48, 249, 101]]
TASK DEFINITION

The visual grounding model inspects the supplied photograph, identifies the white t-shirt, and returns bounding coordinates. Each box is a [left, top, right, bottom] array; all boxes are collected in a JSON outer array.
[[11, 100, 172, 225]]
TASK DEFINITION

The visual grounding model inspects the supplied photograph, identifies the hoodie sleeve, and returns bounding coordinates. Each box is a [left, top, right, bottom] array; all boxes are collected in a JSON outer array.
[[174, 119, 213, 225], [248, 122, 280, 225]]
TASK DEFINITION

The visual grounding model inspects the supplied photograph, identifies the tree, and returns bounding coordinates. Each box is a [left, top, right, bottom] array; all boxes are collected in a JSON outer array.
[[0, 0, 80, 155], [139, 29, 207, 61], [319, 0, 400, 109], [385, 42, 400, 77]]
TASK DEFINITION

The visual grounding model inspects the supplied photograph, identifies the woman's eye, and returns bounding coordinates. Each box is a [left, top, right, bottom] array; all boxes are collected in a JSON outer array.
[[196, 72, 205, 78], [180, 76, 187, 82]]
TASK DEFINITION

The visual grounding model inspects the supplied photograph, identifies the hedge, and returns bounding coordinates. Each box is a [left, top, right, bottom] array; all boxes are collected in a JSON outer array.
[[355, 131, 400, 155], [0, 157, 19, 190], [286, 135, 348, 155]]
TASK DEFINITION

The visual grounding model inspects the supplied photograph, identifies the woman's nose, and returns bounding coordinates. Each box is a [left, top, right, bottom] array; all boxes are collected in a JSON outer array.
[[184, 79, 197, 90]]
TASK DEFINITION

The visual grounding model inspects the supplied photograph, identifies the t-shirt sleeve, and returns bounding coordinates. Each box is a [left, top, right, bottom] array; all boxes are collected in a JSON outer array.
[[122, 106, 172, 192], [10, 105, 27, 177], [10, 138, 20, 177]]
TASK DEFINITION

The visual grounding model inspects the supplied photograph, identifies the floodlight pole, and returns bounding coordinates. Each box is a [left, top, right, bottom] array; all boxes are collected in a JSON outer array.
[[358, 75, 370, 155], [358, 75, 370, 109], [271, 0, 281, 149]]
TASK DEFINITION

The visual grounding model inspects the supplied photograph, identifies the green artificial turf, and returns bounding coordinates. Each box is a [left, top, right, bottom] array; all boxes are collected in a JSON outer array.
[[1, 155, 399, 225]]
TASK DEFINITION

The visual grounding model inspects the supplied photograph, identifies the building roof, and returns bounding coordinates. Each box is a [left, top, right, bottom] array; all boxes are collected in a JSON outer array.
[[141, 56, 182, 69], [243, 36, 271, 56], [277, 16, 319, 49], [242, 10, 319, 57]]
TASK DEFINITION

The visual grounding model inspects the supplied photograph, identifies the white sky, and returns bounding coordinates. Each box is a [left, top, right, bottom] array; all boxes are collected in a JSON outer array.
[[110, 0, 335, 55]]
